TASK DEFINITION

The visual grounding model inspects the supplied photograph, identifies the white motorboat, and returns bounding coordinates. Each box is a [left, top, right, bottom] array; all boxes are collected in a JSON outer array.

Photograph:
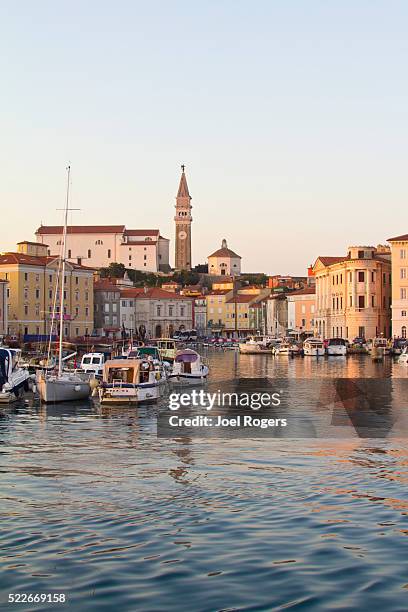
[[303, 338, 325, 356], [168, 349, 209, 384], [398, 346, 408, 365], [156, 338, 178, 362], [0, 348, 32, 403], [367, 337, 391, 356], [37, 166, 91, 404], [98, 358, 162, 404], [239, 336, 273, 354], [79, 352, 105, 378], [327, 338, 347, 356], [273, 341, 300, 356]]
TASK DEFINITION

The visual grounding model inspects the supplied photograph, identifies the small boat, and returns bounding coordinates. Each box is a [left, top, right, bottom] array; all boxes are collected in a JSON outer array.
[[398, 346, 408, 365], [134, 345, 168, 383], [156, 338, 178, 362], [367, 337, 391, 356], [98, 358, 162, 404], [0, 348, 32, 403], [326, 338, 347, 356], [168, 349, 209, 384], [273, 341, 300, 356], [79, 352, 105, 378], [37, 166, 91, 404], [303, 338, 325, 356], [239, 336, 273, 354]]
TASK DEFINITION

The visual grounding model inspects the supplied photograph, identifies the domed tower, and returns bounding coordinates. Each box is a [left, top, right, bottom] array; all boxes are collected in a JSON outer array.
[[174, 165, 192, 271]]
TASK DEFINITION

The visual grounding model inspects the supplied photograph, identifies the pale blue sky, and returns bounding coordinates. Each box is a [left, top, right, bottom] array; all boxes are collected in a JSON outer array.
[[1, 1, 407, 274]]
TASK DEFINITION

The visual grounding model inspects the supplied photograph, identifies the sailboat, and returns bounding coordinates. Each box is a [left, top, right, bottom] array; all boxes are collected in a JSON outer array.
[[37, 166, 91, 403]]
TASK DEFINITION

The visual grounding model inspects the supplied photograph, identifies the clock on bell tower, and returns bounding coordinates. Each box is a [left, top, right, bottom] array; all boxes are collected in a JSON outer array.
[[174, 165, 193, 271]]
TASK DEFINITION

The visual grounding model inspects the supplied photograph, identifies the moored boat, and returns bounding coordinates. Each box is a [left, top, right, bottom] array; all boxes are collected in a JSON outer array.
[[98, 357, 162, 404], [239, 336, 273, 354], [303, 338, 325, 356], [0, 348, 32, 403], [156, 338, 178, 362], [398, 346, 408, 365], [326, 338, 347, 356], [168, 349, 209, 384], [273, 341, 300, 356]]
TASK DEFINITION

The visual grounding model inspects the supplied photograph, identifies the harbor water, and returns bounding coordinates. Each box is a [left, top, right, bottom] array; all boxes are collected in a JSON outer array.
[[1, 351, 408, 610]]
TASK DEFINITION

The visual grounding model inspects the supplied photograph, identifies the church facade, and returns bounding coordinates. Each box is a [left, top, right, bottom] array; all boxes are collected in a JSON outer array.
[[174, 166, 193, 271], [208, 239, 241, 276]]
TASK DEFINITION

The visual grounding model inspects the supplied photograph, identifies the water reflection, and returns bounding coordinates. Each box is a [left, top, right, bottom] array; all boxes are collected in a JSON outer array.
[[1, 351, 408, 611]]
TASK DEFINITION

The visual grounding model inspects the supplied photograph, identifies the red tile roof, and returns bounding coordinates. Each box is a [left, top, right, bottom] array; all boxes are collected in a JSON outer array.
[[316, 256, 347, 266], [208, 247, 241, 259], [124, 229, 159, 236], [288, 287, 316, 296], [36, 225, 126, 235], [387, 234, 408, 242], [121, 287, 192, 300], [226, 294, 254, 304], [0, 252, 95, 270]]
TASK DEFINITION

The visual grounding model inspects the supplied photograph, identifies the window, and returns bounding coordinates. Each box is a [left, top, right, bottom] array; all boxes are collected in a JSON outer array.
[[35, 305, 40, 316], [24, 288, 28, 299], [349, 295, 352, 307], [129, 255, 132, 261], [169, 306, 174, 316], [95, 240, 103, 245], [358, 295, 365, 309], [402, 311, 407, 317], [85, 292, 89, 301], [35, 274, 39, 282], [24, 305, 28, 315], [85, 307, 89, 316], [49, 274, 52, 283], [104, 315, 109, 324], [75, 307, 79, 316], [24, 273, 28, 281], [122, 300, 127, 307], [401, 268, 407, 279], [144, 255, 147, 261], [112, 303, 117, 313], [301, 318, 306, 327], [371, 296, 375, 307], [401, 288, 407, 300], [358, 250, 364, 258], [104, 303, 109, 313], [358, 271, 365, 282], [157, 306, 161, 316], [87, 249, 91, 258], [311, 305, 315, 314], [108, 249, 111, 258], [75, 276, 79, 285], [180, 306, 185, 316], [301, 305, 306, 314], [403, 326, 407, 339], [68, 249, 71, 258], [75, 328, 79, 336], [35, 289, 40, 299], [349, 272, 352, 282], [401, 249, 406, 259], [358, 326, 365, 338], [112, 316, 117, 325]]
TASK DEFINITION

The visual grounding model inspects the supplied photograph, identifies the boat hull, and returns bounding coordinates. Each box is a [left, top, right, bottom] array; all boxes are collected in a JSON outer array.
[[37, 376, 91, 403], [327, 347, 347, 356], [98, 383, 161, 405], [239, 345, 271, 355], [304, 348, 325, 356], [168, 373, 208, 385]]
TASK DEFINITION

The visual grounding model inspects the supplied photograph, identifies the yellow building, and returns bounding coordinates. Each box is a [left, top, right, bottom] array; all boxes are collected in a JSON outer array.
[[206, 290, 230, 334], [387, 233, 408, 338], [313, 245, 391, 340], [0, 242, 94, 339], [206, 286, 270, 337]]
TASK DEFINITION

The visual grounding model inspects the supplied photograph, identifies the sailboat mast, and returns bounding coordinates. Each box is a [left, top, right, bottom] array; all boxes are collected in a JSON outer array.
[[58, 165, 70, 377]]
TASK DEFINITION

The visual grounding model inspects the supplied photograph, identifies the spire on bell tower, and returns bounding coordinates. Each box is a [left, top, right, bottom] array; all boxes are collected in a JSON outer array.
[[174, 164, 193, 271]]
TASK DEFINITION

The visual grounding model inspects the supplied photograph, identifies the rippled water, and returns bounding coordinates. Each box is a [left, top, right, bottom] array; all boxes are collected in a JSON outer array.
[[1, 352, 408, 611]]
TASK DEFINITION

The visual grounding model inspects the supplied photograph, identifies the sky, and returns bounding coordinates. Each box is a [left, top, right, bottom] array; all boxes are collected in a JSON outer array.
[[1, 1, 407, 275]]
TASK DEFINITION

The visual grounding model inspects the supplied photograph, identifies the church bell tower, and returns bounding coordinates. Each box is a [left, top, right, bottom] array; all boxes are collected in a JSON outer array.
[[174, 165, 192, 271]]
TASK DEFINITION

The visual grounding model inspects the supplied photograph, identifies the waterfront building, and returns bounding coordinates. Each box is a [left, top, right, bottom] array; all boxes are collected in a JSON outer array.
[[206, 290, 230, 336], [265, 293, 288, 337], [267, 274, 308, 290], [121, 287, 193, 338], [161, 281, 181, 293], [208, 239, 241, 276], [287, 287, 316, 338], [94, 279, 123, 337], [193, 296, 207, 335], [313, 245, 391, 340], [387, 233, 408, 338], [174, 166, 193, 271], [0, 279, 8, 337], [0, 241, 94, 339], [36, 225, 170, 273]]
